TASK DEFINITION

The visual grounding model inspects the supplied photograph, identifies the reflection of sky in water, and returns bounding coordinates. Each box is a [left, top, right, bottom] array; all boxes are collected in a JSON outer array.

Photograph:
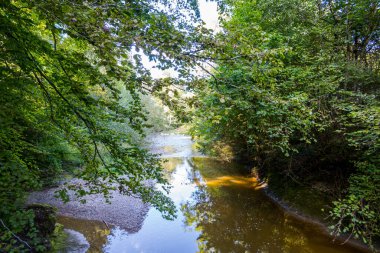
[[103, 159, 201, 253], [101, 154, 360, 253], [148, 134, 204, 158], [52, 134, 360, 253]]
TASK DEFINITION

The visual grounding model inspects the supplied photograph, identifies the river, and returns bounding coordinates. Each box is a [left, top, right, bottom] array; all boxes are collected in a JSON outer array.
[[32, 134, 365, 252]]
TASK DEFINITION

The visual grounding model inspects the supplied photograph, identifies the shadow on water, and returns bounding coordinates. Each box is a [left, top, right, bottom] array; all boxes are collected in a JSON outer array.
[[182, 157, 360, 253], [58, 154, 362, 253]]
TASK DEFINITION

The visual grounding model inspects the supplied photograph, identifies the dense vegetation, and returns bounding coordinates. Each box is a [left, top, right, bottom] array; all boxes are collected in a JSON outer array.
[[0, 0, 201, 251], [1, 0, 379, 251], [190, 0, 379, 248]]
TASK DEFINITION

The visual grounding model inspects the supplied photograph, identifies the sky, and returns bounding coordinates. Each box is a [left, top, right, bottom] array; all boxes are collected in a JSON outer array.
[[198, 0, 219, 30], [141, 0, 219, 78]]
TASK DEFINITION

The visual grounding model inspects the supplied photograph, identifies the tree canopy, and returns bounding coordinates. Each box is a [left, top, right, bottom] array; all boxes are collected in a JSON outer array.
[[190, 0, 379, 247], [0, 0, 203, 250], [1, 0, 379, 251]]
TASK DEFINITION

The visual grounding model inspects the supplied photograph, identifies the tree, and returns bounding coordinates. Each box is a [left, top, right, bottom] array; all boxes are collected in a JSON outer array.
[[0, 0, 202, 251], [190, 0, 379, 247]]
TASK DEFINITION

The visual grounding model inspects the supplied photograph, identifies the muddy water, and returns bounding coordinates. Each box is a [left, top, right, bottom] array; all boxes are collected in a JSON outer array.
[[58, 134, 361, 253]]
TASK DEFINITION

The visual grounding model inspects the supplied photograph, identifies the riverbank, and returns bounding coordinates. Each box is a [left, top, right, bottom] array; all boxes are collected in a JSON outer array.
[[263, 188, 376, 253], [27, 133, 375, 252], [26, 134, 195, 232], [27, 178, 150, 233]]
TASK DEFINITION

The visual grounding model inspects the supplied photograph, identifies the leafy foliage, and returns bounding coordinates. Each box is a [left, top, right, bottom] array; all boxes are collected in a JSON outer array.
[[1, 0, 379, 250], [0, 0, 202, 250], [190, 0, 380, 246]]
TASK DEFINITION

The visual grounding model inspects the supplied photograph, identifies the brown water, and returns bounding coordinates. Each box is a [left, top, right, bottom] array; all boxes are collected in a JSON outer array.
[[58, 134, 362, 253]]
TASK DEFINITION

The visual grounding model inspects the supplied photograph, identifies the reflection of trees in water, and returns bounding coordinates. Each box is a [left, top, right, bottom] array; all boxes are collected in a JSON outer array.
[[181, 172, 314, 253], [57, 216, 110, 252], [161, 158, 184, 181]]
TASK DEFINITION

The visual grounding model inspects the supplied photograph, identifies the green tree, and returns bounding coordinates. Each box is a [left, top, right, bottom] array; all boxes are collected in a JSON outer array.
[[190, 0, 379, 247], [0, 0, 202, 251]]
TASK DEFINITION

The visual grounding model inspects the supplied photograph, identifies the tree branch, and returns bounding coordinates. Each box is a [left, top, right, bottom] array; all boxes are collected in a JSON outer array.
[[0, 219, 32, 250]]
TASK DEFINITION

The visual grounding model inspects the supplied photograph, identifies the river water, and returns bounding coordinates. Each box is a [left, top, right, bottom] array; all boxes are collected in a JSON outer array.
[[56, 134, 362, 253]]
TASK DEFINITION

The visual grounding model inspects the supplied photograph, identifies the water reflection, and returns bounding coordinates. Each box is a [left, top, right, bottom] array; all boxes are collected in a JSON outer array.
[[57, 216, 110, 252], [59, 156, 361, 253], [103, 158, 200, 253], [181, 157, 358, 253]]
